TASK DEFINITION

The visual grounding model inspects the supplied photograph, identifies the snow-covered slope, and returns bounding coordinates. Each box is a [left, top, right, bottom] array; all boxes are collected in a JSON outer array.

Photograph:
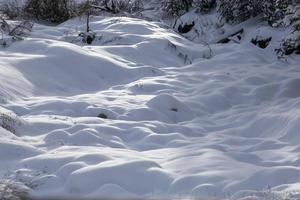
[[1, 16, 300, 200]]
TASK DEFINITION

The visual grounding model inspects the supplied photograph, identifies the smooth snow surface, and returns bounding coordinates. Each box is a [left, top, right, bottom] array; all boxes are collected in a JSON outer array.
[[1, 16, 300, 200]]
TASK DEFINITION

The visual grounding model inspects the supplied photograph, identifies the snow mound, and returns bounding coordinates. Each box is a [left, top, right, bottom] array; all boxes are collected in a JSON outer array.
[[64, 160, 172, 196], [147, 94, 195, 123]]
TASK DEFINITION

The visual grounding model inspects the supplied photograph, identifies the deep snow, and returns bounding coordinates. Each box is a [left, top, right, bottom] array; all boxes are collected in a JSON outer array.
[[1, 15, 300, 200]]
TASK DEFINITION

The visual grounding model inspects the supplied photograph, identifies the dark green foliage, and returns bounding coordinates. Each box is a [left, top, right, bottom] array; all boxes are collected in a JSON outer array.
[[24, 0, 77, 23], [163, 0, 193, 17], [116, 0, 144, 13], [0, 0, 23, 19], [286, 3, 300, 29], [82, 0, 143, 14], [217, 0, 260, 23], [217, 0, 300, 25], [193, 0, 216, 13], [278, 35, 300, 55], [261, 0, 290, 26]]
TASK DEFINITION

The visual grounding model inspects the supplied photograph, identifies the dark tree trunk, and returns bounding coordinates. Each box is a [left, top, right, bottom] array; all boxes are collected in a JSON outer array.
[[86, 12, 90, 32], [183, 0, 192, 12]]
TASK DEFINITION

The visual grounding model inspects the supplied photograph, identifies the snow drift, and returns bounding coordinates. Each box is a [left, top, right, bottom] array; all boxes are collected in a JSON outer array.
[[0, 16, 300, 200]]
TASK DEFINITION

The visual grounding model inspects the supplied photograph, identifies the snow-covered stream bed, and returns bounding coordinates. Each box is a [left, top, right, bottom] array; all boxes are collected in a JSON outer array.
[[1, 16, 300, 200]]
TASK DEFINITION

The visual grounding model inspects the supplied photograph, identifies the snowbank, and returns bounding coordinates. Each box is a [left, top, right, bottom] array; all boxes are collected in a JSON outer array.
[[0, 16, 300, 200]]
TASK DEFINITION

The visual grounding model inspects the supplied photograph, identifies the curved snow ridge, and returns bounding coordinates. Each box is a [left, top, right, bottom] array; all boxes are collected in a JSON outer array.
[[1, 16, 300, 200], [60, 16, 201, 66], [1, 38, 166, 98], [64, 160, 172, 195], [0, 17, 199, 100], [0, 56, 34, 101]]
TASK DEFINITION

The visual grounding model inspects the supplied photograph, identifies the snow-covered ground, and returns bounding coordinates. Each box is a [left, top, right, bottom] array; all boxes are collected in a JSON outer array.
[[1, 16, 300, 200]]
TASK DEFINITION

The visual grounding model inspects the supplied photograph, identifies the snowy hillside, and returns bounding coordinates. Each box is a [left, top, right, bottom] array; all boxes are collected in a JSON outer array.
[[1, 14, 300, 200]]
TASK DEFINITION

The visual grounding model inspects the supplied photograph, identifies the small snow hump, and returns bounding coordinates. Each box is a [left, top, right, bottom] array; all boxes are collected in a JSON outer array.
[[147, 94, 195, 123]]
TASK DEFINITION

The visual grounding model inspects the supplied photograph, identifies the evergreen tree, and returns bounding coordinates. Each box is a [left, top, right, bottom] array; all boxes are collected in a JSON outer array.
[[24, 0, 76, 23], [217, 0, 257, 23], [193, 0, 216, 13], [261, 0, 288, 26], [162, 0, 193, 17], [0, 0, 24, 19]]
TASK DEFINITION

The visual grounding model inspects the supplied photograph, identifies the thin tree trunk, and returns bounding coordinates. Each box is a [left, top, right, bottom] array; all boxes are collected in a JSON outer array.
[[86, 12, 90, 32]]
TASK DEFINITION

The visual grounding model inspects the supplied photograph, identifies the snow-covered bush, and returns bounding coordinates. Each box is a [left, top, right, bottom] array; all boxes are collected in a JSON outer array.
[[162, 0, 193, 17], [1, 18, 33, 47], [277, 33, 300, 55], [193, 0, 216, 13], [0, 107, 23, 135], [274, 4, 300, 56], [80, 0, 143, 15], [217, 0, 299, 25], [99, 0, 119, 14], [0, 179, 29, 200], [0, 0, 23, 19], [79, 31, 96, 44], [0, 113, 20, 135], [217, 0, 260, 23], [261, 0, 293, 26], [24, 0, 77, 23], [281, 3, 300, 28], [115, 0, 144, 13]]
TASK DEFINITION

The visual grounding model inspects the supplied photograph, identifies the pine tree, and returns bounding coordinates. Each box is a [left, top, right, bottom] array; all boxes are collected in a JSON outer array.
[[217, 0, 256, 23], [193, 0, 216, 13], [162, 0, 193, 17], [24, 0, 76, 23]]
